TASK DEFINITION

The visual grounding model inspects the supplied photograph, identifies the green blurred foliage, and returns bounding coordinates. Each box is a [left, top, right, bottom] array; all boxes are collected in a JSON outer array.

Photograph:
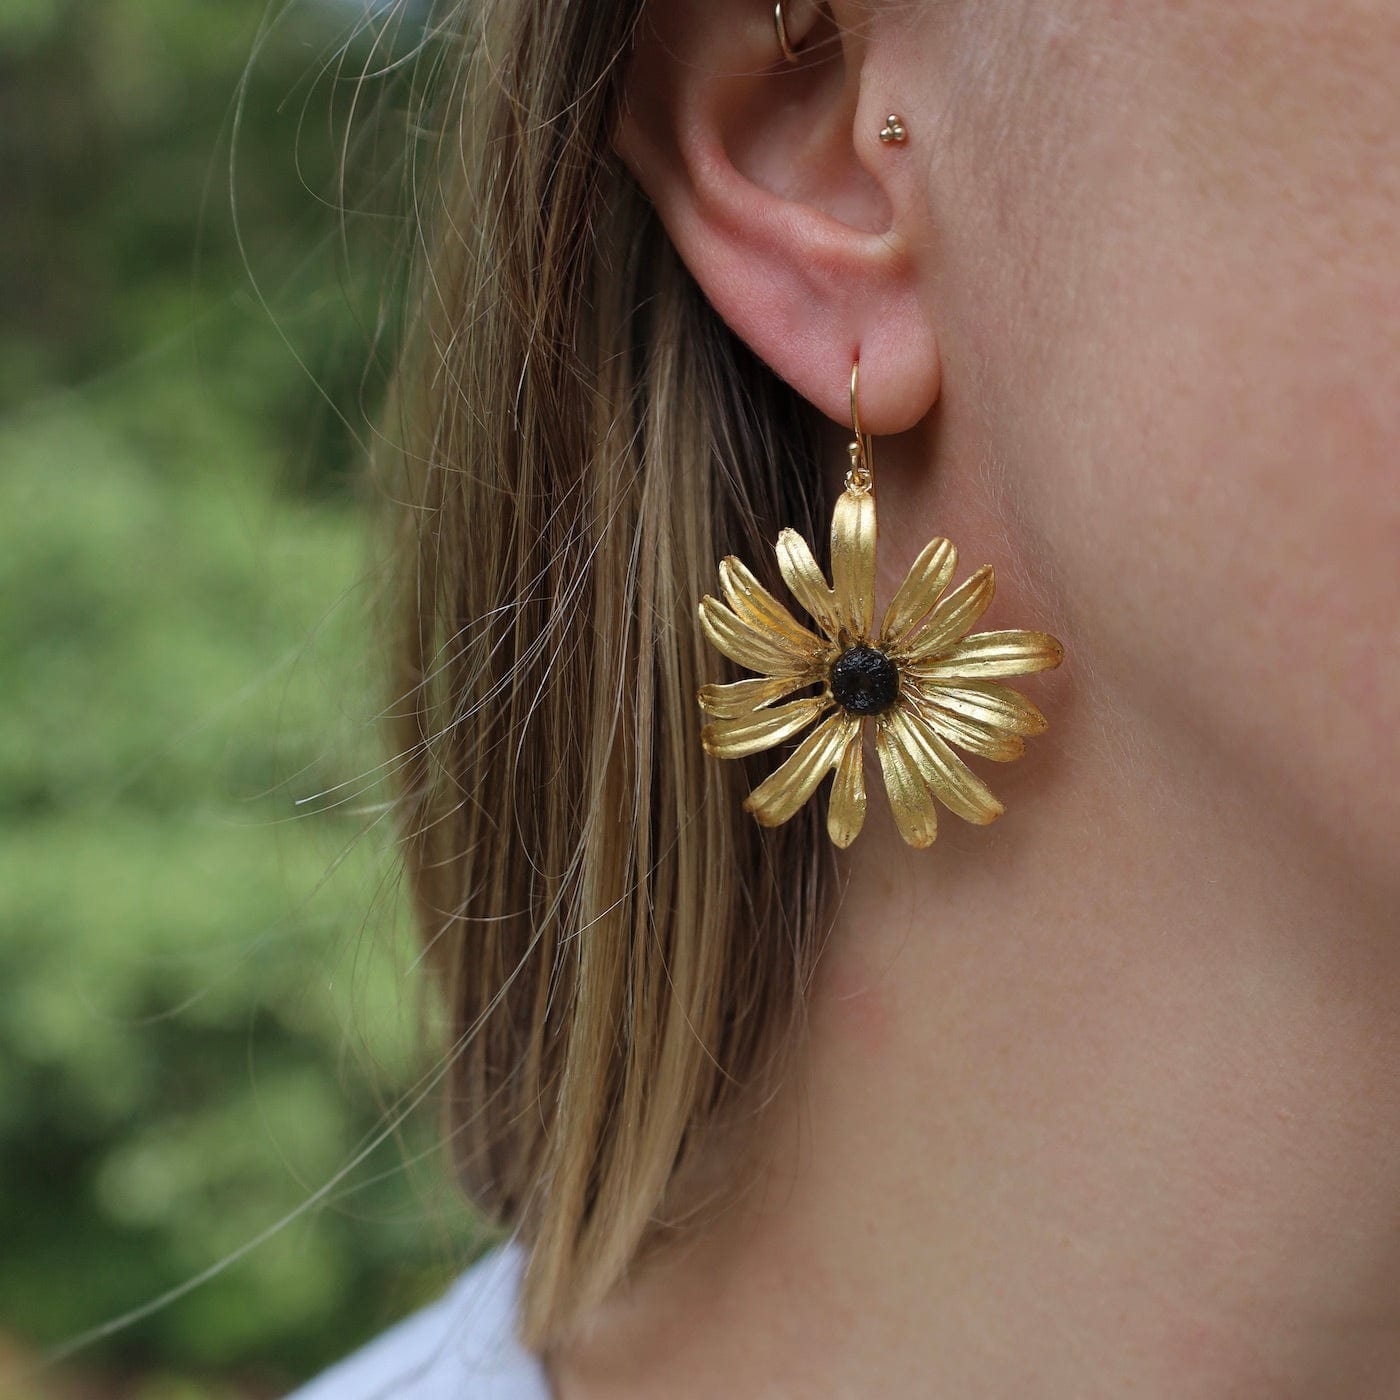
[[0, 2, 481, 1396]]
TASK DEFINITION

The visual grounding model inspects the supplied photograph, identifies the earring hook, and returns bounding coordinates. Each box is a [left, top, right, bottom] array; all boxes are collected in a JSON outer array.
[[847, 360, 874, 493]]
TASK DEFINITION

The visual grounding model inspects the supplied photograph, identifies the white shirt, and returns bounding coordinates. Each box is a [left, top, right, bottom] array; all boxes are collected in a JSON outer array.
[[287, 1245, 551, 1399]]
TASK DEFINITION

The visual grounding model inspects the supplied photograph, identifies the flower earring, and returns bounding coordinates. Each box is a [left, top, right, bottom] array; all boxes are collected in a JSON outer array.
[[696, 362, 1065, 849]]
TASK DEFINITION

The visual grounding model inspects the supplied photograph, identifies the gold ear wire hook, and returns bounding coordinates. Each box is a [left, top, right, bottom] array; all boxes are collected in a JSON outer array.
[[775, 0, 800, 64], [846, 360, 874, 492]]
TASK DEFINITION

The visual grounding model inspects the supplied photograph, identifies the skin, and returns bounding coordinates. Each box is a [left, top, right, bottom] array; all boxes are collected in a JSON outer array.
[[555, 0, 1400, 1394]]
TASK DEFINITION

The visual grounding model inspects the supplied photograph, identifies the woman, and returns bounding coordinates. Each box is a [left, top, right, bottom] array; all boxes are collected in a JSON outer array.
[[296, 0, 1400, 1394]]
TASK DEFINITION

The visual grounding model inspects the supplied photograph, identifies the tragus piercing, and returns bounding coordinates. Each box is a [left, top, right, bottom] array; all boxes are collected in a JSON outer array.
[[879, 114, 908, 145]]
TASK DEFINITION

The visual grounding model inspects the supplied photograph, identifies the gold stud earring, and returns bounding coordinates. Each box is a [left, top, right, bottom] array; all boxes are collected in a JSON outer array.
[[879, 114, 908, 145], [774, 0, 800, 64], [696, 360, 1065, 849]]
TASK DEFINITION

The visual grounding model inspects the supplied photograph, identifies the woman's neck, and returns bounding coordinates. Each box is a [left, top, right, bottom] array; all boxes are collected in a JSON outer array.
[[551, 697, 1400, 1398]]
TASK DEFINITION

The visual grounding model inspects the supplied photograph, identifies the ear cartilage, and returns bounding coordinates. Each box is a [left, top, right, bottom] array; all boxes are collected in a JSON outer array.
[[879, 114, 908, 145]]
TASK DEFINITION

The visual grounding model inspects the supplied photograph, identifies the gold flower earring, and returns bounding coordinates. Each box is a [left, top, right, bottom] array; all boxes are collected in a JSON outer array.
[[696, 362, 1065, 849]]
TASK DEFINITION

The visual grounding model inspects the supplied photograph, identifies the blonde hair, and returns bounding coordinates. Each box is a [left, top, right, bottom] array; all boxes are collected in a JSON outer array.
[[381, 0, 833, 1351]]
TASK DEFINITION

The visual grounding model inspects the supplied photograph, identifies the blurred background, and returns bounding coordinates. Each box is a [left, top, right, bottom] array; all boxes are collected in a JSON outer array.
[[0, 2, 483, 1395]]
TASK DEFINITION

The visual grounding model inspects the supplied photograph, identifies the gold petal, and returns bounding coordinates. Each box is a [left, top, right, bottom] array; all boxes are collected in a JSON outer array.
[[911, 695, 1025, 762], [908, 629, 1065, 681], [874, 719, 938, 848], [719, 557, 827, 656], [830, 489, 876, 641], [827, 725, 867, 848], [743, 712, 854, 829], [698, 674, 807, 719], [889, 706, 1005, 825], [900, 565, 996, 661], [911, 681, 1048, 737], [702, 696, 830, 759], [880, 536, 957, 644], [699, 596, 813, 678], [775, 528, 839, 639]]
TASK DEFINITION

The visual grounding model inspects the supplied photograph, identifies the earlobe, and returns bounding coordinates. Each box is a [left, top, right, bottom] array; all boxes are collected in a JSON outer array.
[[616, 0, 939, 435]]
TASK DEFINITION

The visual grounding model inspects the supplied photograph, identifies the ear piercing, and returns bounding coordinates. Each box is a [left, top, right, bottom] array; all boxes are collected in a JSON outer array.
[[695, 358, 1066, 848], [775, 0, 800, 64], [879, 114, 908, 145], [773, 7, 909, 148]]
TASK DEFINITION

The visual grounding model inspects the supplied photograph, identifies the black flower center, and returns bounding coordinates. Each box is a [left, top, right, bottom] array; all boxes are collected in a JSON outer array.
[[829, 645, 899, 716]]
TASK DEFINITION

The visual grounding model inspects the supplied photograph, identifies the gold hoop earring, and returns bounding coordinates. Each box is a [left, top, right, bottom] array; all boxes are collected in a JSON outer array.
[[774, 0, 800, 64], [696, 361, 1065, 849]]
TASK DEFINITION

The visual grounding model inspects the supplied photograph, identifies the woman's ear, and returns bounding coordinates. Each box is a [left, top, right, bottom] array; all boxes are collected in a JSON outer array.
[[616, 0, 939, 434]]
